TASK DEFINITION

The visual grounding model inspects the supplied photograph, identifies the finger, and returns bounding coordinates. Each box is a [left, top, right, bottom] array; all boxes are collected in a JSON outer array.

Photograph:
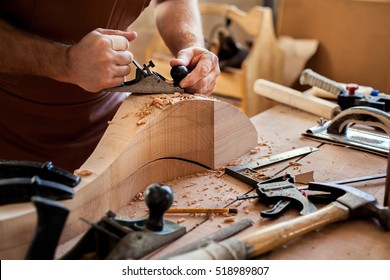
[[97, 28, 137, 42], [180, 59, 213, 88], [112, 51, 134, 65], [170, 49, 192, 67], [110, 35, 130, 51], [111, 76, 127, 87], [113, 65, 132, 78]]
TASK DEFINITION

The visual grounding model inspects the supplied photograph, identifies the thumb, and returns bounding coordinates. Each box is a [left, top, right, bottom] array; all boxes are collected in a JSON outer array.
[[170, 48, 193, 67]]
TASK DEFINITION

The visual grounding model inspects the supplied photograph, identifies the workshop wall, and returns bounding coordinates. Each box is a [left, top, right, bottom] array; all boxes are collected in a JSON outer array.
[[277, 0, 390, 93]]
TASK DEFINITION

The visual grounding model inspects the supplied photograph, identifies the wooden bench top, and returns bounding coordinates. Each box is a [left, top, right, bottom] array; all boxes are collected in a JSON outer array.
[[56, 104, 389, 260]]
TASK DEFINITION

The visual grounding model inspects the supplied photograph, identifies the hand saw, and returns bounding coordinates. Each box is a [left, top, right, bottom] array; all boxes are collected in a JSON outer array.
[[104, 60, 185, 94]]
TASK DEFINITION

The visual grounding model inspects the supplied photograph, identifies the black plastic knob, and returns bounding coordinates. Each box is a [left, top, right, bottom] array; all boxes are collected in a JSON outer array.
[[170, 65, 189, 87], [144, 183, 174, 231]]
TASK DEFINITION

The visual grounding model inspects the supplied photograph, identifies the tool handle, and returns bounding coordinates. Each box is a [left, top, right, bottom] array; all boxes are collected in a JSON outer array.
[[299, 69, 343, 95], [170, 202, 349, 260], [242, 202, 349, 258], [145, 183, 174, 231], [26, 196, 69, 260], [254, 79, 340, 119]]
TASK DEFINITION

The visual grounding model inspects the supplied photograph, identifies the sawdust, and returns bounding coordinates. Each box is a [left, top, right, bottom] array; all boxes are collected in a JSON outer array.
[[73, 169, 93, 177], [288, 161, 302, 166], [135, 93, 217, 125], [223, 217, 236, 223]]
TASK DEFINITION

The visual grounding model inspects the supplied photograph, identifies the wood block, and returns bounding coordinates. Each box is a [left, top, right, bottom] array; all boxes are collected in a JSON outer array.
[[0, 94, 257, 259]]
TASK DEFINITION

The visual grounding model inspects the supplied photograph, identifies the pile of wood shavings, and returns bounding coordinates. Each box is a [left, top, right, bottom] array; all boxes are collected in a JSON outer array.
[[135, 93, 216, 125]]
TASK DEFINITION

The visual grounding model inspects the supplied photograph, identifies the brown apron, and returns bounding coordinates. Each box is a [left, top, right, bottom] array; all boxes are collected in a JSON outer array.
[[0, 0, 151, 171]]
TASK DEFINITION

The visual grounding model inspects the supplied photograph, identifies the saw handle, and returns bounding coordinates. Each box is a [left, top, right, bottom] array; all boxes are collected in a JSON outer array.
[[170, 202, 349, 259]]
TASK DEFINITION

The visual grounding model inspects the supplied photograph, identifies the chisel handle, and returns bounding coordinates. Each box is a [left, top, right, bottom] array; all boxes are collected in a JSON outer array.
[[169, 202, 349, 260]]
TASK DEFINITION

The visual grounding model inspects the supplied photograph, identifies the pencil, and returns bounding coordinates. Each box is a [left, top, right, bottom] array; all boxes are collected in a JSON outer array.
[[166, 208, 238, 214]]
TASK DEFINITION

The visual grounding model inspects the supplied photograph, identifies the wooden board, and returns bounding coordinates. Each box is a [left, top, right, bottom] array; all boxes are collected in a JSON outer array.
[[0, 93, 258, 259]]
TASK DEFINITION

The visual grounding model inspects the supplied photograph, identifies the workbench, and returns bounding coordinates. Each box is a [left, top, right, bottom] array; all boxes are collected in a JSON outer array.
[[57, 104, 389, 260]]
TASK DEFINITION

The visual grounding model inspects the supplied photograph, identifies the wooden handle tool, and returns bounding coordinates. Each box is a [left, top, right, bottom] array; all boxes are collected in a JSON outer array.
[[169, 182, 390, 259], [169, 202, 349, 260], [254, 79, 340, 119]]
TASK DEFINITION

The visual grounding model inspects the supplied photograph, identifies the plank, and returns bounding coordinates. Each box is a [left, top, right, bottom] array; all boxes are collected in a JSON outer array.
[[0, 93, 258, 259]]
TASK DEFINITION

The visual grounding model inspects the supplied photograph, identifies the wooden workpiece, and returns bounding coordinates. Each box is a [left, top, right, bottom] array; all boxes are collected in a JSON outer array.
[[113, 104, 389, 260], [0, 93, 257, 259]]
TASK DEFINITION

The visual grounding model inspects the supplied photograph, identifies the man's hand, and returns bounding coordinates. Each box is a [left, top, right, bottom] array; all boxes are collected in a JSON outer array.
[[0, 20, 137, 93], [66, 28, 137, 92], [170, 47, 220, 95]]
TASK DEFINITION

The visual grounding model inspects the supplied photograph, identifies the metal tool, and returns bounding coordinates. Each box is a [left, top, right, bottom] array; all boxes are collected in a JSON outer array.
[[0, 160, 79, 205], [303, 106, 390, 157], [61, 183, 186, 260], [256, 179, 317, 217], [0, 160, 80, 187], [226, 146, 318, 187], [26, 196, 69, 260], [0, 176, 75, 205], [300, 69, 390, 112], [169, 182, 390, 260], [105, 60, 185, 94], [226, 146, 319, 217]]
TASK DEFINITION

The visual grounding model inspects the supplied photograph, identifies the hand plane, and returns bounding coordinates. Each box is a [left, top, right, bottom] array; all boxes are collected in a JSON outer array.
[[105, 60, 187, 94], [303, 106, 390, 157], [60, 183, 186, 260]]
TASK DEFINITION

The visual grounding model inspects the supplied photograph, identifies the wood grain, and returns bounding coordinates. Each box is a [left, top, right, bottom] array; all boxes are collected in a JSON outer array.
[[0, 94, 257, 259]]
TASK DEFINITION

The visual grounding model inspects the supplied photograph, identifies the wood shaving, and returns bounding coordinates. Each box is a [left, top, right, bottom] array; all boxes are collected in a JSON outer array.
[[136, 118, 147, 125], [74, 169, 93, 177], [184, 182, 197, 188], [289, 161, 302, 166], [133, 192, 144, 201], [121, 113, 130, 119], [107, 120, 115, 125], [177, 218, 186, 224], [134, 94, 183, 125], [223, 217, 236, 223], [214, 170, 225, 178]]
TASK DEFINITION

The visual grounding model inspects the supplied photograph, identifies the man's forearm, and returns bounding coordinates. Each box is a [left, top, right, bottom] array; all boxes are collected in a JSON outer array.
[[0, 19, 69, 81], [154, 0, 204, 56]]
